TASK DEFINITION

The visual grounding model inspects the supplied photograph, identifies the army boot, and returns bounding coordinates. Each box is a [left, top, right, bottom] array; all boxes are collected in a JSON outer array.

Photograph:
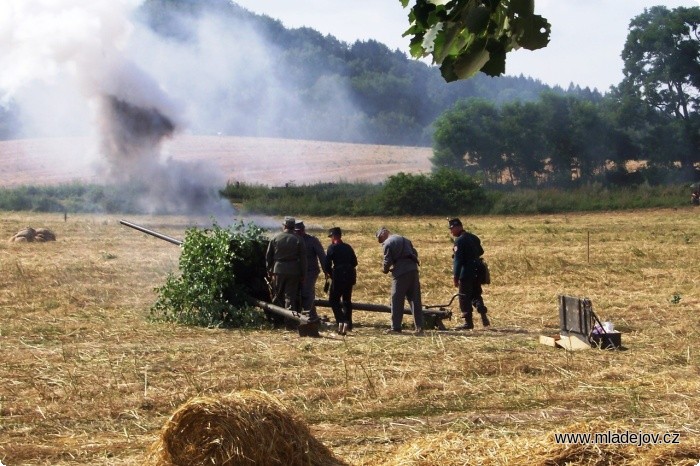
[[478, 310, 490, 327], [455, 313, 474, 330]]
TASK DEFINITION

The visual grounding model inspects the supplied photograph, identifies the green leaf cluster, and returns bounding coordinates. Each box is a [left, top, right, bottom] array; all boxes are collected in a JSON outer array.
[[620, 5, 700, 172], [401, 0, 550, 81], [151, 221, 268, 328], [379, 168, 489, 215]]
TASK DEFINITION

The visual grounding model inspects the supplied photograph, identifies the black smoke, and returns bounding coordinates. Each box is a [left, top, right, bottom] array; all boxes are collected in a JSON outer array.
[[98, 94, 232, 216]]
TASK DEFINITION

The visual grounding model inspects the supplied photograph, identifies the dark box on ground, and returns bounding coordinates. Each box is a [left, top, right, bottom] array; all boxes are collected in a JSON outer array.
[[591, 332, 622, 349]]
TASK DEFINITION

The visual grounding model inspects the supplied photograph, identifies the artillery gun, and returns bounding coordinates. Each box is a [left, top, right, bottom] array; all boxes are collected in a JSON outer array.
[[119, 219, 320, 337], [314, 297, 454, 330], [120, 219, 452, 336]]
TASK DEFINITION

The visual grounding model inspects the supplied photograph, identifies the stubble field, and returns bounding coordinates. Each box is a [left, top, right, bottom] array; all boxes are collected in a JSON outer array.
[[1, 208, 699, 465], [0, 135, 433, 187]]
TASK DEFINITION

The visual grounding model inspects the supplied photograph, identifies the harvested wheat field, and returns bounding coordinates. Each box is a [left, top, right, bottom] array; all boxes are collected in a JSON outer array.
[[1, 209, 699, 465], [0, 135, 432, 188]]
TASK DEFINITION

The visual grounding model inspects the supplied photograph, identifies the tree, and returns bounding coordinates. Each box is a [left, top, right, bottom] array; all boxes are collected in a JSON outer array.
[[499, 100, 546, 185], [620, 6, 700, 173], [400, 0, 550, 82], [431, 99, 503, 182]]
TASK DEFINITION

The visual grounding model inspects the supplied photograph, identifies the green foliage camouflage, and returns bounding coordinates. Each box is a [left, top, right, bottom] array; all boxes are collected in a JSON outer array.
[[150, 222, 269, 328]]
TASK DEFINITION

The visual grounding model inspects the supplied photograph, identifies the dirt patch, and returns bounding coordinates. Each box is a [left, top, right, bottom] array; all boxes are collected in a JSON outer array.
[[0, 135, 433, 187]]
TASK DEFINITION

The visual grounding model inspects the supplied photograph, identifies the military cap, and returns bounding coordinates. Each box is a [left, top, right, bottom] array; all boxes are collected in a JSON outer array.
[[327, 227, 342, 237], [294, 221, 305, 231], [448, 218, 462, 228], [283, 216, 296, 228]]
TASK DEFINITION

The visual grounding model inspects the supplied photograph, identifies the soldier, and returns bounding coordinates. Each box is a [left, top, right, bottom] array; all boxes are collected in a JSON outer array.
[[448, 218, 490, 330], [294, 220, 325, 322], [265, 216, 308, 316], [376, 227, 424, 335], [323, 227, 358, 335]]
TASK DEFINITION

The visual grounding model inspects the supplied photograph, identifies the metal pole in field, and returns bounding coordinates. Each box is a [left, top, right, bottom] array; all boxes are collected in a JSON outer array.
[[587, 230, 590, 263]]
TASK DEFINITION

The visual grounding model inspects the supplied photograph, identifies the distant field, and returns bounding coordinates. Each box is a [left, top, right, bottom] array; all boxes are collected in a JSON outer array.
[[1, 209, 698, 465], [0, 135, 433, 187]]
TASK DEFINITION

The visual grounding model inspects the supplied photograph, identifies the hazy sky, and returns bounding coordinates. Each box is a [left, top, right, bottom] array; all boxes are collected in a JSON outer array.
[[233, 0, 700, 92]]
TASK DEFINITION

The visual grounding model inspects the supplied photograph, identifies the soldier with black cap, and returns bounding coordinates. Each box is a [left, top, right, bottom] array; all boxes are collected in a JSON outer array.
[[265, 216, 308, 315], [323, 227, 358, 335], [448, 218, 490, 330], [294, 220, 325, 321]]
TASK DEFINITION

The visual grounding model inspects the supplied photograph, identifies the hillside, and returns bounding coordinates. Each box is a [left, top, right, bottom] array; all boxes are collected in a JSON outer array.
[[0, 135, 432, 188]]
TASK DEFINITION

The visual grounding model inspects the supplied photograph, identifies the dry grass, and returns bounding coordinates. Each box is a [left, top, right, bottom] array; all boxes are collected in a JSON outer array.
[[0, 209, 699, 465]]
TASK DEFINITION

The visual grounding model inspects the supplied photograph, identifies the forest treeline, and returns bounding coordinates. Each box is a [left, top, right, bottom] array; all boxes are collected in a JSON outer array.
[[431, 92, 697, 188], [429, 5, 700, 187]]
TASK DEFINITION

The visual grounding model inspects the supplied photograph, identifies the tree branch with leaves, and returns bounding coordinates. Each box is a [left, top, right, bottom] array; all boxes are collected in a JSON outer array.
[[400, 0, 550, 82]]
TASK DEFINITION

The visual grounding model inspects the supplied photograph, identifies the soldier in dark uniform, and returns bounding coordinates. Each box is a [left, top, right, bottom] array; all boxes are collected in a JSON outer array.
[[294, 220, 325, 322], [265, 216, 307, 313], [449, 218, 490, 330], [323, 227, 358, 335]]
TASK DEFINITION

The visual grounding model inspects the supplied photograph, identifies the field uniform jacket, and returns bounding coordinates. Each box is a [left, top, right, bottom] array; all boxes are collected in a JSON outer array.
[[453, 231, 483, 281], [300, 233, 326, 276], [324, 241, 358, 285], [382, 234, 419, 278], [266, 230, 307, 277]]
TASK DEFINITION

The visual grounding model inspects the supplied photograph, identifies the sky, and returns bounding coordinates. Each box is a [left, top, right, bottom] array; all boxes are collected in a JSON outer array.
[[232, 0, 700, 92]]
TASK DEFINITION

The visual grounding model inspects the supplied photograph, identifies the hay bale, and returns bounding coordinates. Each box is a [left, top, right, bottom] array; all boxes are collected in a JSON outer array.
[[143, 391, 346, 466], [11, 227, 36, 242], [35, 228, 56, 241], [8, 227, 56, 242]]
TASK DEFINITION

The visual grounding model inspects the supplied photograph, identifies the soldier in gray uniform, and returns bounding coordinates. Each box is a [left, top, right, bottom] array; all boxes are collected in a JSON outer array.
[[376, 227, 424, 335], [266, 216, 307, 313], [294, 220, 325, 322]]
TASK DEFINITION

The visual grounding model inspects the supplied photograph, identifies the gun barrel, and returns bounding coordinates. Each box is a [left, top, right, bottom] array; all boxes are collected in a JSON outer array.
[[248, 298, 320, 337], [314, 300, 451, 318], [119, 219, 183, 245]]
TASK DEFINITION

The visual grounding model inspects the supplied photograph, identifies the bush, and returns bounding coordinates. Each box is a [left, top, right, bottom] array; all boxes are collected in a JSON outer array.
[[224, 181, 383, 216], [151, 222, 269, 328], [379, 168, 489, 215]]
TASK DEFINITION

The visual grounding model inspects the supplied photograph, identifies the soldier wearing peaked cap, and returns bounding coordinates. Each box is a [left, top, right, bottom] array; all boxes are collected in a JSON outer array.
[[323, 227, 357, 335], [265, 216, 307, 316], [448, 218, 490, 330]]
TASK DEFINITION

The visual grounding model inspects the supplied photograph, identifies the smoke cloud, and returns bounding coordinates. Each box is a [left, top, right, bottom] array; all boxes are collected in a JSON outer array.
[[0, 0, 369, 217], [0, 0, 234, 215]]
